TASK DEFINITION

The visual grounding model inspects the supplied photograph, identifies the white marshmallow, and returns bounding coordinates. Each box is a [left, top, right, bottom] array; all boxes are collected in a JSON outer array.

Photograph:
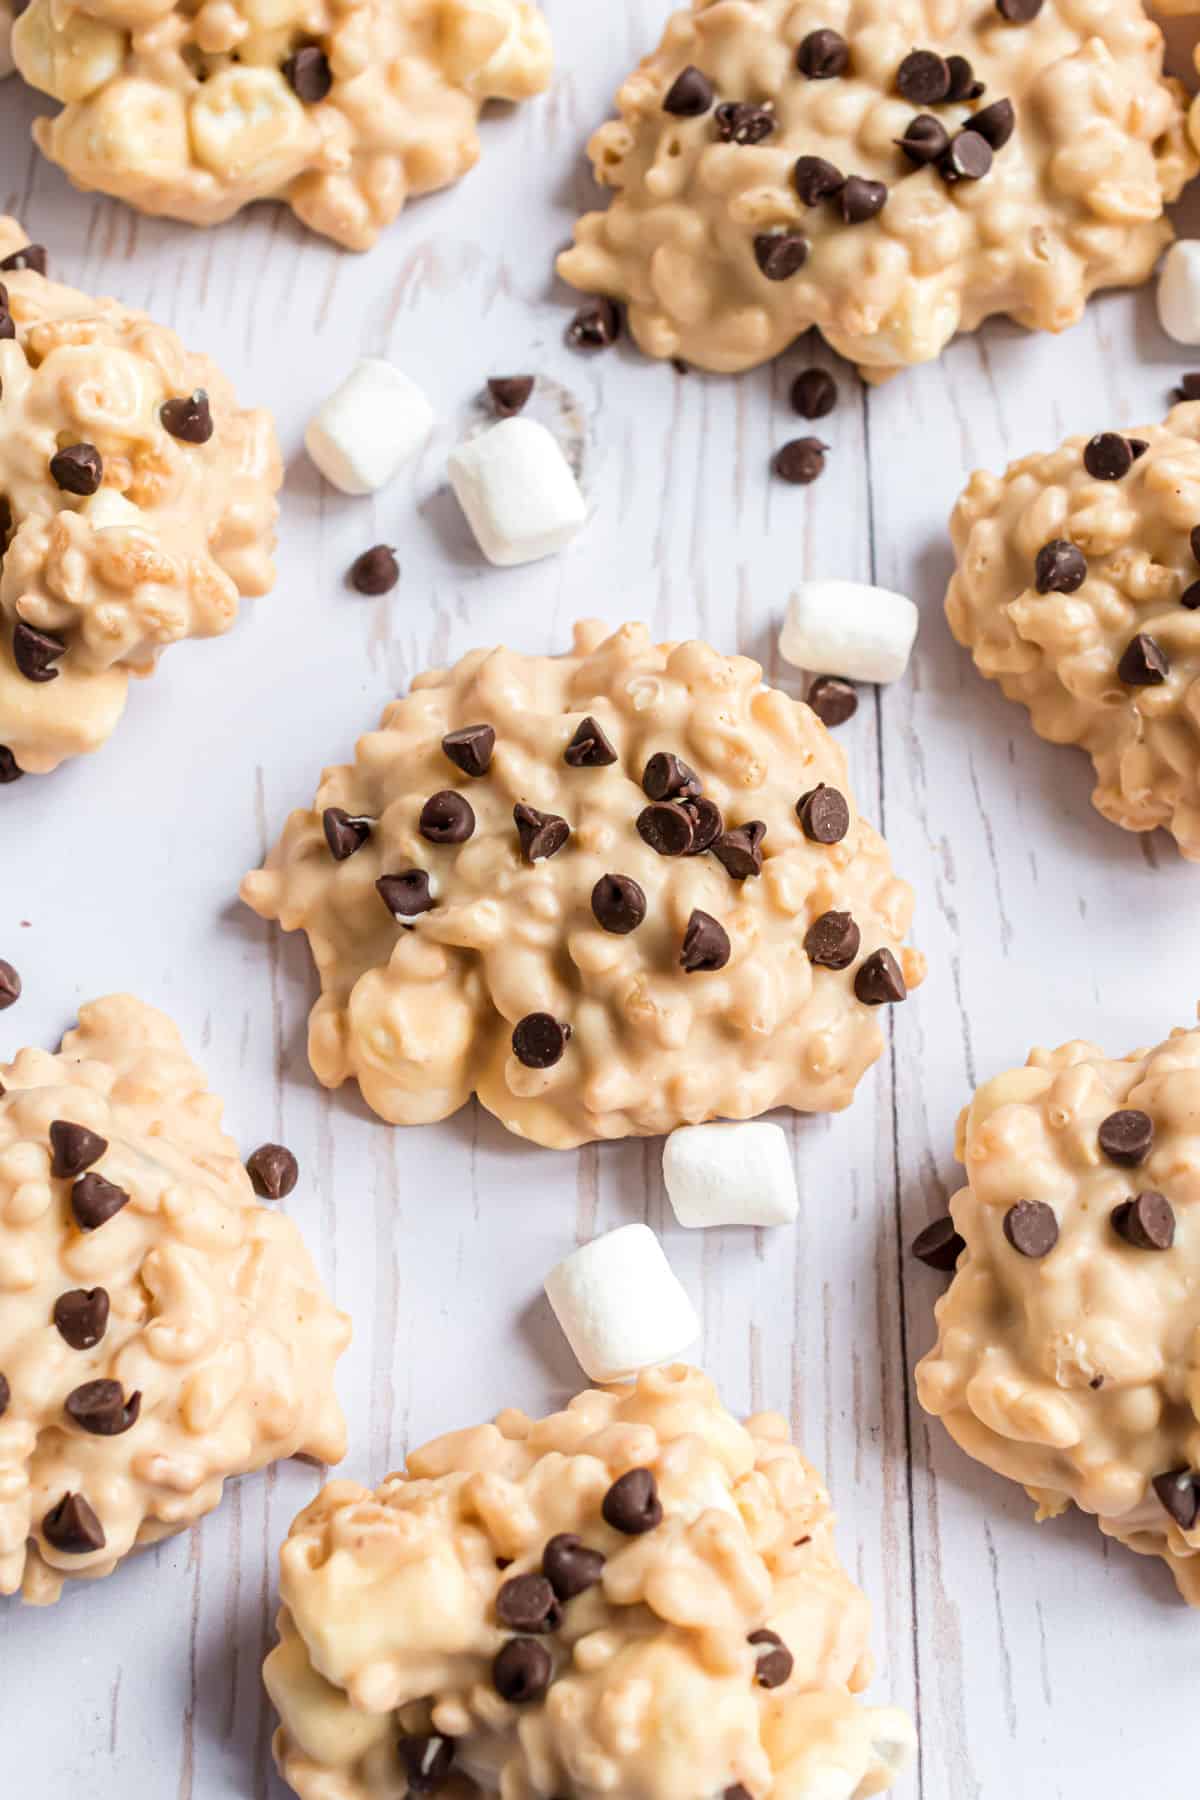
[[85, 489, 143, 530], [448, 417, 587, 566], [304, 358, 434, 495], [543, 1223, 700, 1384], [1158, 241, 1200, 346], [779, 579, 918, 684], [663, 1121, 798, 1230]]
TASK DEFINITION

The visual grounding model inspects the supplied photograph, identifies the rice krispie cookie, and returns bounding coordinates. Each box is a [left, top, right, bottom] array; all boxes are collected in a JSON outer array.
[[13, 0, 553, 251], [240, 619, 926, 1149], [0, 995, 349, 1605], [556, 0, 1194, 379], [265, 1362, 916, 1800], [947, 399, 1200, 859], [0, 218, 281, 779], [916, 1016, 1200, 1604]]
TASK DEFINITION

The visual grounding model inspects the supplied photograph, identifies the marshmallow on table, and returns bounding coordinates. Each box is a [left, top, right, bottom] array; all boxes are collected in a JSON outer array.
[[305, 358, 434, 495], [544, 1223, 699, 1384], [448, 416, 587, 566], [779, 579, 918, 685], [663, 1121, 798, 1229], [1157, 240, 1200, 345]]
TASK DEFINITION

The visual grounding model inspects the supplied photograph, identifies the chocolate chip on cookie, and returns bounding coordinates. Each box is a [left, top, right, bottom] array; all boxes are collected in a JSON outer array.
[[839, 177, 888, 223], [680, 909, 731, 972], [1098, 1109, 1154, 1167], [1083, 433, 1136, 481], [160, 390, 213, 444], [542, 1532, 606, 1599], [49, 1122, 107, 1180], [804, 910, 860, 969], [1183, 581, 1200, 610], [49, 443, 103, 496], [1117, 632, 1169, 687], [636, 803, 693, 855], [1034, 539, 1086, 594], [0, 1373, 8, 1417], [663, 65, 713, 115], [996, 0, 1043, 19], [793, 156, 845, 206], [796, 28, 849, 78], [492, 1638, 552, 1704], [711, 821, 766, 880], [283, 45, 333, 103], [774, 437, 827, 484], [420, 790, 476, 844], [754, 233, 810, 280], [487, 375, 535, 418], [1111, 1191, 1175, 1251], [399, 1737, 456, 1795], [42, 1492, 105, 1555], [970, 98, 1016, 149], [70, 1173, 129, 1231], [796, 783, 849, 843], [377, 870, 436, 920], [442, 723, 496, 778], [946, 55, 984, 101], [911, 1215, 966, 1272], [896, 49, 950, 105], [806, 675, 857, 726], [749, 1628, 794, 1689], [0, 747, 22, 783], [496, 1573, 563, 1633], [602, 1467, 663, 1534], [939, 131, 992, 184], [514, 803, 571, 862], [512, 1014, 571, 1069], [564, 715, 617, 767], [246, 1143, 299, 1201], [1176, 373, 1200, 402], [1153, 1468, 1200, 1531], [643, 751, 701, 800], [567, 298, 621, 349], [65, 1379, 141, 1437], [591, 873, 647, 933], [1003, 1199, 1059, 1258], [13, 621, 66, 683], [349, 545, 398, 594], [0, 960, 20, 1009], [682, 795, 724, 854], [53, 1287, 110, 1350], [898, 114, 951, 166], [715, 102, 776, 144], [0, 244, 47, 275], [322, 807, 372, 860], [854, 947, 906, 1004]]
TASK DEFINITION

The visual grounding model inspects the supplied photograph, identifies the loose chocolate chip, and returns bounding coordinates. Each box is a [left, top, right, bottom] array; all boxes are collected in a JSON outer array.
[[1153, 1468, 1200, 1531], [754, 232, 810, 281], [854, 947, 907, 1005], [49, 442, 102, 496], [13, 620, 66, 683], [0, 245, 46, 275], [70, 1173, 129, 1231], [542, 1532, 606, 1600], [377, 870, 435, 920], [420, 790, 476, 845], [1083, 432, 1134, 481], [283, 45, 332, 103], [0, 747, 22, 783], [791, 368, 837, 419], [1111, 1191, 1175, 1251], [564, 715, 617, 767], [712, 820, 766, 880], [43, 1492, 105, 1554], [246, 1143, 298, 1201], [996, 0, 1042, 18], [774, 437, 827, 485], [793, 156, 845, 206], [748, 1628, 794, 1689], [681, 908, 731, 973], [912, 1216, 966, 1272], [839, 177, 887, 223], [682, 795, 724, 854], [1034, 539, 1086, 595], [807, 674, 857, 726], [567, 299, 621, 350], [349, 545, 398, 595], [1098, 1109, 1154, 1167], [0, 960, 20, 1009], [512, 1013, 570, 1070], [591, 873, 647, 933], [643, 751, 701, 800], [496, 1573, 563, 1633], [488, 376, 535, 418], [898, 114, 951, 166], [897, 49, 950, 105], [322, 806, 372, 860], [49, 1121, 108, 1180], [714, 102, 776, 145], [65, 1379, 141, 1437], [939, 131, 992, 183], [663, 65, 713, 115], [399, 1736, 456, 1795], [160, 389, 213, 444], [53, 1287, 110, 1351], [1183, 581, 1200, 611], [804, 910, 861, 970], [1118, 632, 1168, 687], [796, 783, 849, 843], [970, 98, 1016, 150], [797, 27, 849, 78], [514, 802, 570, 863], [945, 54, 983, 101], [1177, 373, 1200, 403], [493, 1637, 553, 1704], [1003, 1199, 1059, 1258], [442, 723, 496, 778], [603, 1467, 663, 1534]]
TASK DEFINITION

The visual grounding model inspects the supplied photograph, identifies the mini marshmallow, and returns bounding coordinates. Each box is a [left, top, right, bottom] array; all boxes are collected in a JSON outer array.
[[86, 489, 143, 530], [779, 579, 918, 685], [543, 1223, 700, 1385], [1157, 240, 1200, 345], [663, 1121, 798, 1229], [305, 358, 434, 495], [448, 416, 587, 566]]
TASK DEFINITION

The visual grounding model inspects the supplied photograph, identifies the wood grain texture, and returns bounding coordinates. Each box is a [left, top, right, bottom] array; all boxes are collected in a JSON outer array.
[[3, 6, 1200, 1793]]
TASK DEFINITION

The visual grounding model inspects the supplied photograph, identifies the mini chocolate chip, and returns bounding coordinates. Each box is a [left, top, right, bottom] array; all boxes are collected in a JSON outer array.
[[322, 806, 372, 860], [797, 28, 849, 78], [939, 131, 992, 183], [754, 232, 810, 281], [748, 1628, 793, 1689], [804, 910, 860, 969], [970, 98, 1015, 150], [1111, 1191, 1175, 1251], [567, 299, 621, 350], [898, 114, 951, 166], [49, 443, 102, 496], [1129, 439, 1149, 461], [712, 821, 766, 880], [791, 368, 837, 419], [793, 156, 845, 206], [488, 376, 535, 418], [945, 55, 983, 101], [542, 1532, 606, 1600], [514, 802, 570, 862], [399, 1736, 456, 1795], [349, 545, 398, 595], [512, 1013, 570, 1069], [564, 715, 617, 767], [496, 1573, 563, 1633], [283, 45, 332, 103], [0, 747, 22, 783], [0, 245, 46, 275], [442, 723, 496, 778], [1084, 432, 1134, 481], [53, 1287, 109, 1350], [493, 1637, 552, 1704], [807, 675, 857, 726], [1098, 1109, 1154, 1167], [603, 1467, 663, 1534], [912, 1216, 966, 1272], [1177, 373, 1200, 403], [681, 908, 731, 973], [1189, 524, 1200, 565], [160, 389, 213, 444], [854, 947, 907, 1005], [1153, 1468, 1200, 1531], [49, 1122, 108, 1180], [643, 751, 701, 800], [796, 783, 849, 843], [65, 1379, 141, 1437], [839, 177, 887, 223], [420, 790, 476, 845], [663, 65, 713, 115], [1118, 632, 1168, 686], [1183, 580, 1200, 610], [996, 0, 1042, 18], [377, 870, 435, 920], [0, 304, 12, 342], [0, 960, 20, 1009], [726, 1789, 754, 1800], [13, 620, 65, 683], [591, 873, 647, 933], [246, 1143, 298, 1200], [43, 1492, 105, 1554], [1034, 539, 1086, 595], [714, 102, 776, 144], [774, 437, 827, 484], [897, 49, 950, 105], [1003, 1199, 1059, 1258], [638, 803, 695, 856], [0, 1372, 8, 1417], [71, 1173, 129, 1231], [682, 795, 724, 853]]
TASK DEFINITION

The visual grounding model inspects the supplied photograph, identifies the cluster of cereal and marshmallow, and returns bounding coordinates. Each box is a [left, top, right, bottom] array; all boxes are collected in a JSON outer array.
[[0, 216, 281, 777], [240, 619, 925, 1150], [947, 399, 1200, 859], [0, 995, 349, 1605], [557, 0, 1194, 379], [266, 1363, 916, 1800], [917, 1017, 1200, 1604], [13, 0, 553, 251]]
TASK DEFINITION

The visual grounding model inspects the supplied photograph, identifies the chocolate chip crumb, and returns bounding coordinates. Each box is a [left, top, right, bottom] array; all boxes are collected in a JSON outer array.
[[246, 1143, 298, 1200], [1003, 1199, 1059, 1258]]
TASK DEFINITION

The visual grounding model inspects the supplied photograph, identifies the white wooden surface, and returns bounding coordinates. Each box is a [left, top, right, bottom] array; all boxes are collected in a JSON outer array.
[[5, 8, 1200, 1795]]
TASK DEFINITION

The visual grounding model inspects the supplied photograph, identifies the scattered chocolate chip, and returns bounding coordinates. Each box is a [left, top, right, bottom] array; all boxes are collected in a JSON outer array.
[[1083, 432, 1135, 481], [970, 98, 1015, 150], [897, 49, 950, 105], [349, 545, 398, 595], [0, 747, 22, 783], [681, 908, 731, 973], [442, 723, 496, 778], [1111, 1191, 1175, 1251], [377, 870, 435, 920], [643, 751, 700, 800], [43, 1492, 105, 1555], [1034, 539, 1086, 595], [283, 45, 332, 103], [65, 1379, 140, 1437], [939, 130, 992, 183], [1153, 1468, 1200, 1531], [682, 795, 724, 853], [897, 114, 951, 167], [754, 232, 810, 281], [49, 1121, 107, 1180], [160, 389, 213, 444], [13, 620, 65, 683], [591, 873, 647, 933], [564, 715, 617, 767], [53, 1287, 110, 1351], [0, 960, 19, 1009], [488, 376, 534, 418], [912, 1216, 966, 1272], [49, 442, 102, 496], [1098, 1109, 1154, 1167], [854, 946, 907, 1005], [0, 245, 46, 275], [542, 1532, 606, 1600], [663, 65, 713, 115], [493, 1637, 552, 1704], [399, 1736, 456, 1795], [793, 156, 845, 207], [806, 674, 857, 726], [420, 790, 476, 845], [1176, 373, 1200, 403], [1118, 632, 1168, 687], [322, 806, 372, 860], [774, 437, 827, 484], [1183, 580, 1200, 610], [514, 802, 570, 862], [797, 27, 849, 78], [70, 1173, 129, 1231], [996, 0, 1042, 19], [602, 1467, 663, 1534], [714, 102, 776, 144], [512, 1013, 570, 1069], [791, 367, 837, 419], [567, 299, 621, 350], [804, 910, 860, 969], [712, 820, 766, 880], [839, 176, 887, 223], [496, 1573, 563, 1633], [1003, 1199, 1059, 1258], [748, 1628, 794, 1689], [796, 783, 849, 844], [945, 54, 983, 101], [246, 1143, 298, 1201]]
